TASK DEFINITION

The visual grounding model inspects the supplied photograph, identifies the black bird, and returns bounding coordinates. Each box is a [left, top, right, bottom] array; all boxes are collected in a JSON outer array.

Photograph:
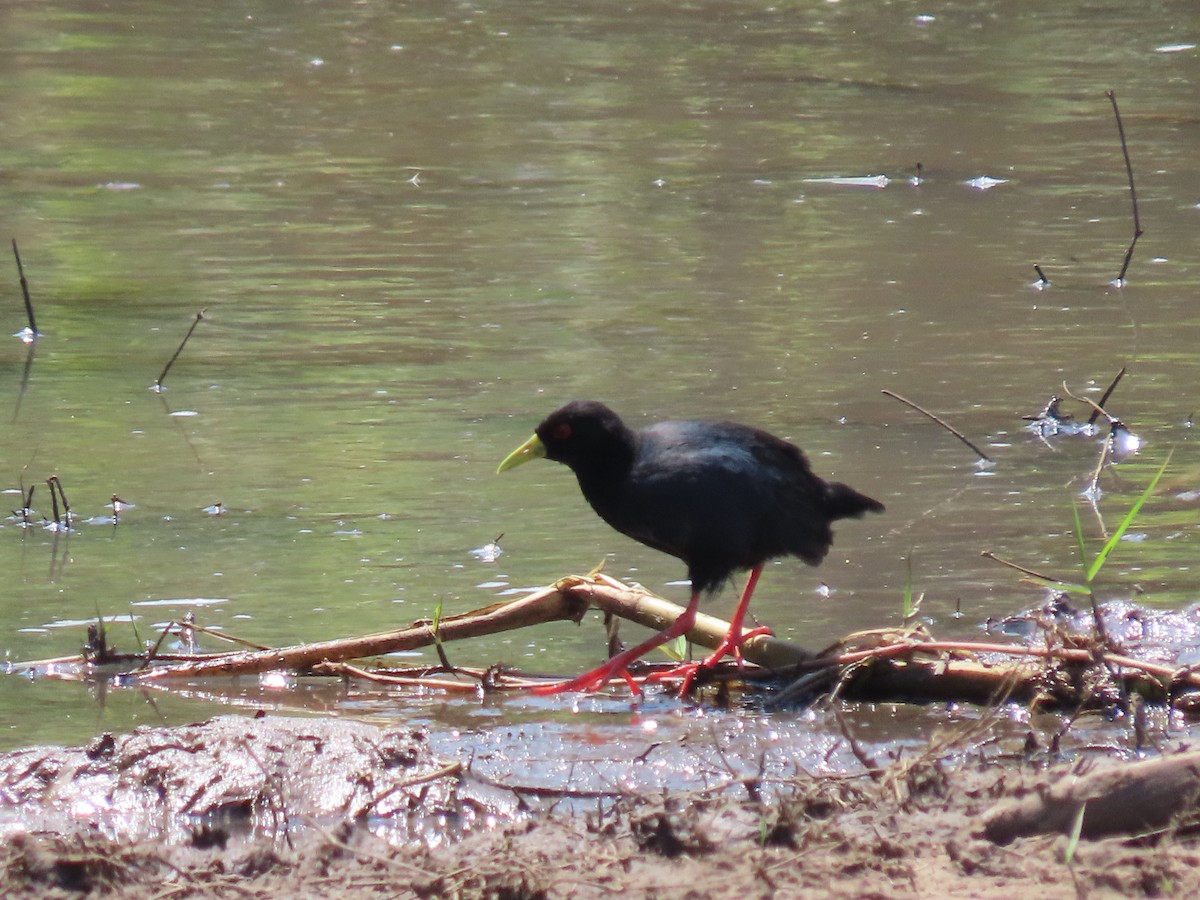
[[497, 400, 884, 694]]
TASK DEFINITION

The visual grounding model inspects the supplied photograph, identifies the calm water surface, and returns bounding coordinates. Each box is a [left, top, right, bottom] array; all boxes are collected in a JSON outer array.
[[1, 1, 1198, 752]]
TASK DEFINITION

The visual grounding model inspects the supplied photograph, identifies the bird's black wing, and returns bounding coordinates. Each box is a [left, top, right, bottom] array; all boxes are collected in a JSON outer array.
[[593, 421, 831, 589]]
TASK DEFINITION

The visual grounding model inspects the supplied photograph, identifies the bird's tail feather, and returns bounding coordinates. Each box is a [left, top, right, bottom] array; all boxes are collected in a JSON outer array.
[[824, 482, 885, 520]]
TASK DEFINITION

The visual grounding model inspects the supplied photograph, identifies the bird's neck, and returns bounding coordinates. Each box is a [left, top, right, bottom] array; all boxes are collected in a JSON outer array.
[[571, 435, 636, 498]]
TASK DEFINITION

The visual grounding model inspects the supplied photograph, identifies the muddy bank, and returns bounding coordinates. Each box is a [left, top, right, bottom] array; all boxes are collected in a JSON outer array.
[[0, 716, 511, 846], [2, 715, 1199, 898]]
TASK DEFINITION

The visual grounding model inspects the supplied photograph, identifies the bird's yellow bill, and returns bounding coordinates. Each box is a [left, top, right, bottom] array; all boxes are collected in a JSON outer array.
[[497, 433, 546, 473]]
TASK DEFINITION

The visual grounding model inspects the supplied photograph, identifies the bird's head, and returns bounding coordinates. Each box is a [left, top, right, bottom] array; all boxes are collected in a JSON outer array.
[[497, 400, 634, 476]]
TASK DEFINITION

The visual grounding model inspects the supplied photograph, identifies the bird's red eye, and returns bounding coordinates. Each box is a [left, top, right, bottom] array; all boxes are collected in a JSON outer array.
[[551, 423, 572, 441]]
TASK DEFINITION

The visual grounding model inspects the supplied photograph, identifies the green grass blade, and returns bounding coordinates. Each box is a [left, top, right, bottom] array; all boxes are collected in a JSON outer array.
[[431, 598, 444, 646], [660, 634, 688, 661], [1071, 501, 1091, 587], [1086, 452, 1171, 583], [1064, 801, 1086, 865]]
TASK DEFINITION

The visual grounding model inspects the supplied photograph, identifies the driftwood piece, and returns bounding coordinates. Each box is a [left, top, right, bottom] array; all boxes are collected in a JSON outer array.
[[133, 580, 585, 680], [129, 574, 814, 681], [983, 749, 1200, 842], [15, 573, 1200, 713]]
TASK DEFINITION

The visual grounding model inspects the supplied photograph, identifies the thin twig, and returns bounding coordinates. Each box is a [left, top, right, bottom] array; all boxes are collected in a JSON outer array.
[[979, 550, 1072, 585], [1061, 380, 1116, 425], [47, 476, 71, 528], [811, 637, 1195, 694], [1087, 367, 1126, 426], [46, 477, 61, 526], [1106, 90, 1143, 285], [881, 390, 993, 462], [321, 661, 496, 692], [134, 620, 302, 672], [1087, 430, 1114, 496], [154, 308, 207, 389], [833, 702, 882, 778], [172, 621, 273, 651], [359, 761, 464, 815], [11, 239, 38, 335], [13, 483, 34, 524]]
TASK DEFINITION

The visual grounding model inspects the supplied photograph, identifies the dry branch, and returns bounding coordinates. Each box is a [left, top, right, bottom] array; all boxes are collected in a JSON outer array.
[[11, 239, 37, 336], [1106, 90, 1143, 285], [131, 573, 813, 682], [154, 308, 207, 389], [567, 573, 813, 671], [134, 579, 586, 680], [15, 574, 1200, 713], [881, 389, 993, 463]]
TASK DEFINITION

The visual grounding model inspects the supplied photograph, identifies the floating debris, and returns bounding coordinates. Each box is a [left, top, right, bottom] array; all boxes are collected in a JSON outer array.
[[471, 533, 505, 563], [1023, 396, 1095, 437], [987, 597, 1200, 662]]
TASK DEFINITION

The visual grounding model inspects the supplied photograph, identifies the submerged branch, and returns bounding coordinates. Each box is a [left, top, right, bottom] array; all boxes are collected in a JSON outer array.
[[881, 390, 993, 463]]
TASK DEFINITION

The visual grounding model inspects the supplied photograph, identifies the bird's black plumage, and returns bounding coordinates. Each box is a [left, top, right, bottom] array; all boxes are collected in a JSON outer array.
[[513, 400, 882, 587], [498, 400, 884, 694]]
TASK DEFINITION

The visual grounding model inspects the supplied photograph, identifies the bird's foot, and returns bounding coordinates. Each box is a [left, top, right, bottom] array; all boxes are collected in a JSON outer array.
[[722, 625, 773, 665], [647, 625, 774, 695], [528, 592, 701, 699], [529, 660, 641, 696]]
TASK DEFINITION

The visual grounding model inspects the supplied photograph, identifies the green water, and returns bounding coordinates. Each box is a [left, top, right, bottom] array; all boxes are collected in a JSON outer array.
[[1, 0, 1198, 750]]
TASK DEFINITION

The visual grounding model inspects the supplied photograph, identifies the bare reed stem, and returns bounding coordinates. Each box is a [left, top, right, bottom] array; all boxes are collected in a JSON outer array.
[[154, 308, 207, 389], [1106, 91, 1143, 285]]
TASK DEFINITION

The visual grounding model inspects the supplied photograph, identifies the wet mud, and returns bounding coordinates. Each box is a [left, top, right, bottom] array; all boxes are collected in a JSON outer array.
[[2, 714, 1199, 898]]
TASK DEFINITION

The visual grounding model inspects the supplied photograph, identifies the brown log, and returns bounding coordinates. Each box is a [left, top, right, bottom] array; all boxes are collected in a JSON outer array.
[[983, 750, 1200, 843]]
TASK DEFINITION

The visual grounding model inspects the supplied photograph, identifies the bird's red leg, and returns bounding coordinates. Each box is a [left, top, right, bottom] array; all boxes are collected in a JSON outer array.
[[716, 564, 763, 661], [530, 590, 701, 695], [649, 565, 771, 694], [730, 572, 774, 662]]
